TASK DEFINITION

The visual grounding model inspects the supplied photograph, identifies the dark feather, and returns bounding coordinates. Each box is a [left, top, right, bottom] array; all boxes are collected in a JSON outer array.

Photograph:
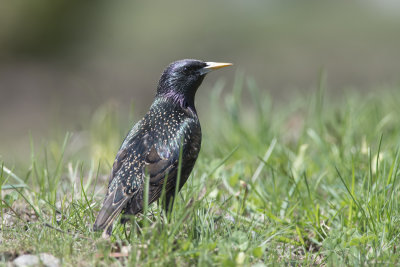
[[92, 184, 131, 232]]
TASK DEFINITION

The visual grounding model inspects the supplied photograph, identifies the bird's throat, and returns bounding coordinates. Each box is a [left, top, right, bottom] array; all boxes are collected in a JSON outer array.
[[161, 91, 195, 110]]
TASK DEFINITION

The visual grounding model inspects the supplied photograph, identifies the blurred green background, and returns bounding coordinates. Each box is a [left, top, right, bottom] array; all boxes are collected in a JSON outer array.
[[1, 0, 400, 162]]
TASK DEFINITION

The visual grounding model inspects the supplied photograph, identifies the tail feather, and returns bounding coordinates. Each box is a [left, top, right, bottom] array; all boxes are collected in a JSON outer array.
[[93, 185, 130, 234]]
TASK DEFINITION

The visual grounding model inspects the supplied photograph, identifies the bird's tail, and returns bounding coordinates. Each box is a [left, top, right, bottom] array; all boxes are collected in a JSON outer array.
[[93, 184, 130, 236]]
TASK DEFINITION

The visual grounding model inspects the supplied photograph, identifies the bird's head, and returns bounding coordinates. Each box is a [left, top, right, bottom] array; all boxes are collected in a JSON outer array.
[[156, 59, 232, 108]]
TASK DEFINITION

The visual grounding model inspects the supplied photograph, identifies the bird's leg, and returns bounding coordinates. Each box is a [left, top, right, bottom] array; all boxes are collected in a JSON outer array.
[[164, 194, 175, 221], [156, 199, 166, 224]]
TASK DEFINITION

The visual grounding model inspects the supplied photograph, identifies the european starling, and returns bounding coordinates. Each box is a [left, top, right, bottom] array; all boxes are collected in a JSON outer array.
[[93, 59, 232, 236]]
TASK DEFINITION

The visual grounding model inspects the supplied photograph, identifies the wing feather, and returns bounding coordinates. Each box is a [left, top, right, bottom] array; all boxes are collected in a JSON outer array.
[[92, 184, 130, 233]]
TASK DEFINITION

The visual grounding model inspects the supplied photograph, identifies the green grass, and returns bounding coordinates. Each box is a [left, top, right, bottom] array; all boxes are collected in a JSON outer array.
[[1, 76, 400, 266]]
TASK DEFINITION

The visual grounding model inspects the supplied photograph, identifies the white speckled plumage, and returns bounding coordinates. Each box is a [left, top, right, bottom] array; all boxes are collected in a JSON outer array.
[[93, 59, 231, 236]]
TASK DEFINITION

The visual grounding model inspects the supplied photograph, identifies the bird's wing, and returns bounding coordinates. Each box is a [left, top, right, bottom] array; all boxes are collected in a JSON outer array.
[[93, 132, 152, 232], [144, 118, 201, 205], [94, 118, 198, 232], [145, 145, 179, 204], [92, 182, 131, 232]]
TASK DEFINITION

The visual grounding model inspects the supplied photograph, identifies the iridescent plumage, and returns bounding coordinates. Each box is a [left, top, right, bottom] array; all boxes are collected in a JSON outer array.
[[93, 59, 232, 236]]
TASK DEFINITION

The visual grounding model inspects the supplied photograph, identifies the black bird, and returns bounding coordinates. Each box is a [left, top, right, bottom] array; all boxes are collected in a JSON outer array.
[[93, 59, 232, 236]]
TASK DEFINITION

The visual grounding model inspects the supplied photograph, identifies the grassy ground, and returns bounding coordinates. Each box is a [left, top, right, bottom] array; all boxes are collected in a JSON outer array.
[[1, 75, 400, 266]]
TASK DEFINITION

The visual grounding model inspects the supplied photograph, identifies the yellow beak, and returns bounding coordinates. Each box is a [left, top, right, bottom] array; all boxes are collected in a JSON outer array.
[[204, 62, 233, 70], [200, 62, 233, 75]]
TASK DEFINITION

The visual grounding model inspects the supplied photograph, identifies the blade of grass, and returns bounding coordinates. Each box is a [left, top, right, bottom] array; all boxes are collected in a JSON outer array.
[[251, 138, 277, 183]]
